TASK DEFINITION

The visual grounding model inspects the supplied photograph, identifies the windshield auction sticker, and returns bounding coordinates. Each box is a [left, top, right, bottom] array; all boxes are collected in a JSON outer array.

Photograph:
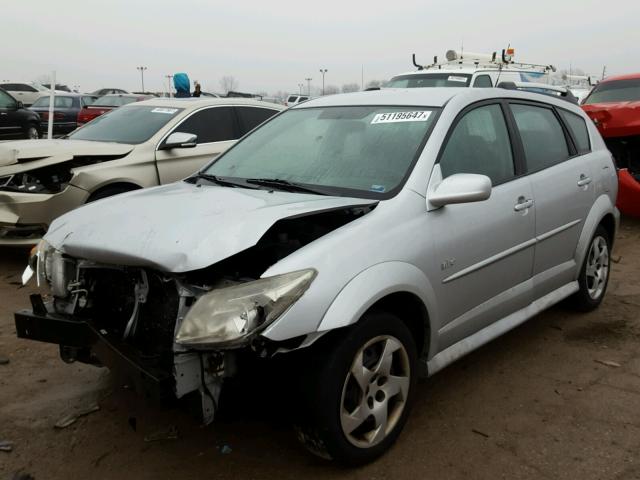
[[151, 107, 178, 114], [447, 76, 468, 82], [371, 111, 432, 124]]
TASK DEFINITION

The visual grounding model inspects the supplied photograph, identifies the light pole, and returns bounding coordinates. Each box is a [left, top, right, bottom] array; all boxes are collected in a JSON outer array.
[[319, 69, 328, 96], [305, 77, 312, 96], [136, 66, 147, 92], [298, 83, 303, 94]]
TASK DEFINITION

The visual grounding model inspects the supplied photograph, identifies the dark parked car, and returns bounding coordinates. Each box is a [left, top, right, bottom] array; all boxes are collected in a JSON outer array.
[[0, 87, 41, 139], [29, 93, 98, 135]]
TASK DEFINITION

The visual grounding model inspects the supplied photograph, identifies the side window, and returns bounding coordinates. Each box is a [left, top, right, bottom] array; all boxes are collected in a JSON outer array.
[[472, 75, 493, 88], [24, 85, 37, 92], [558, 109, 591, 154], [175, 107, 238, 144], [236, 107, 278, 135], [287, 96, 298, 103], [299, 97, 309, 102], [439, 104, 515, 185], [511, 104, 569, 172], [3, 84, 20, 91], [0, 90, 16, 108]]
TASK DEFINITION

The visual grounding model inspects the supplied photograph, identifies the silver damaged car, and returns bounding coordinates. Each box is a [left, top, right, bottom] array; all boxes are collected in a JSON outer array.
[[16, 87, 619, 464]]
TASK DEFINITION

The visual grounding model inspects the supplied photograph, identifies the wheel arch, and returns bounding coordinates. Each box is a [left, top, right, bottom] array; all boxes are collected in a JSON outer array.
[[574, 194, 619, 278], [316, 261, 438, 360], [86, 181, 142, 202]]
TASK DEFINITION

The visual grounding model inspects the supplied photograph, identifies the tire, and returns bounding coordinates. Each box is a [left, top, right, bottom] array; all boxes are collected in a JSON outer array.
[[86, 185, 137, 203], [570, 225, 611, 311], [25, 124, 40, 140], [295, 311, 417, 465]]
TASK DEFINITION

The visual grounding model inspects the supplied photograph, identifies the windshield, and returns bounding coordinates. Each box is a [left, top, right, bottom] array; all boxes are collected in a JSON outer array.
[[92, 96, 139, 107], [584, 79, 640, 104], [68, 105, 183, 144], [386, 73, 472, 88], [203, 105, 439, 198]]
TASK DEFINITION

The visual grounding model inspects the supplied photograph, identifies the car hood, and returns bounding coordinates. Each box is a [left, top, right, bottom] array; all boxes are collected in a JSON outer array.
[[45, 181, 376, 272], [0, 139, 134, 171], [582, 101, 640, 138]]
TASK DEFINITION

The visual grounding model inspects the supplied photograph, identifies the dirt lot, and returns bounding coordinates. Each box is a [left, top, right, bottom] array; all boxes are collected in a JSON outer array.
[[1, 219, 639, 480]]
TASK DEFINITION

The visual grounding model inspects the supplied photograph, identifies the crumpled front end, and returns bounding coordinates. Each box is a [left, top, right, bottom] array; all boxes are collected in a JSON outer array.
[[15, 203, 374, 422]]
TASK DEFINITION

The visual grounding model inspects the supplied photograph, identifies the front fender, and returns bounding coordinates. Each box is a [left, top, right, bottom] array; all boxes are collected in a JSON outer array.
[[316, 261, 439, 358], [574, 193, 619, 277]]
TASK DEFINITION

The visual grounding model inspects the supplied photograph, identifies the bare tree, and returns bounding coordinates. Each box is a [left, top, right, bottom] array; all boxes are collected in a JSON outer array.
[[341, 83, 360, 93], [219, 75, 239, 94], [324, 85, 339, 95]]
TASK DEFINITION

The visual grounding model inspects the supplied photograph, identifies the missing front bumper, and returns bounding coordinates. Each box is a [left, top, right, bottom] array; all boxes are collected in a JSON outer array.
[[14, 308, 175, 402]]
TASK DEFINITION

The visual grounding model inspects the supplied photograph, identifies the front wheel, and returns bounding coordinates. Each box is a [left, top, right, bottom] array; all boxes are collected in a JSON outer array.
[[296, 311, 417, 465], [25, 124, 40, 139], [570, 225, 611, 311]]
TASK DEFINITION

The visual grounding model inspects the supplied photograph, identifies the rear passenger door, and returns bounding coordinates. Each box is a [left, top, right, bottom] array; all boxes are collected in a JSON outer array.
[[508, 102, 595, 299], [155, 106, 240, 183], [430, 102, 536, 349], [235, 106, 279, 136]]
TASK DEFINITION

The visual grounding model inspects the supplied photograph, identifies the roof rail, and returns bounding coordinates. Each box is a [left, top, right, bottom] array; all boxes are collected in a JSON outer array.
[[497, 81, 578, 104]]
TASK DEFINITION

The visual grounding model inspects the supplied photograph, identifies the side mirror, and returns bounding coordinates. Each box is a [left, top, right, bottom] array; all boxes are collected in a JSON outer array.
[[429, 173, 492, 207], [15, 101, 24, 110], [160, 132, 197, 150]]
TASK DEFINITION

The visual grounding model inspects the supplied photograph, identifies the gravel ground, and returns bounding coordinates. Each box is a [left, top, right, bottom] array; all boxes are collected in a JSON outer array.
[[1, 218, 639, 480]]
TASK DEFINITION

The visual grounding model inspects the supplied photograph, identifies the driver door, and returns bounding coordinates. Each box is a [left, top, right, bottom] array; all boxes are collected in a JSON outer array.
[[428, 102, 536, 349], [155, 106, 239, 184]]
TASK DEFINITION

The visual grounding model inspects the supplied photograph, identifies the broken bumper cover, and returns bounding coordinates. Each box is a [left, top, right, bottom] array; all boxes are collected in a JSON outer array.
[[14, 308, 175, 402], [0, 184, 89, 246]]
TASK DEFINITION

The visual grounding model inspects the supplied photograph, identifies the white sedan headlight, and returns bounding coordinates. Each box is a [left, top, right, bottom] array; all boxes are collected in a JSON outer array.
[[176, 269, 316, 347]]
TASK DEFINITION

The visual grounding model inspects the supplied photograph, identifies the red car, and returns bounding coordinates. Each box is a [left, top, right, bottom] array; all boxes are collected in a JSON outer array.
[[582, 73, 640, 217], [77, 94, 151, 125]]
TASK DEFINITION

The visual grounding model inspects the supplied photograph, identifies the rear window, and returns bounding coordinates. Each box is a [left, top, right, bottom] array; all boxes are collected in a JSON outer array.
[[584, 79, 640, 104], [31, 96, 74, 108], [558, 109, 591, 154], [93, 96, 138, 107], [511, 104, 569, 172]]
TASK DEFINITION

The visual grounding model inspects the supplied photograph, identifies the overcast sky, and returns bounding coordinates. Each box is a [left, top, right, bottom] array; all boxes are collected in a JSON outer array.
[[2, 0, 639, 94]]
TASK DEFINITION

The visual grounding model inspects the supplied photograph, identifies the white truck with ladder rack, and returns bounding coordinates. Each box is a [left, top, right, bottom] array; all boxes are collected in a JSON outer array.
[[385, 48, 579, 103], [386, 48, 556, 89]]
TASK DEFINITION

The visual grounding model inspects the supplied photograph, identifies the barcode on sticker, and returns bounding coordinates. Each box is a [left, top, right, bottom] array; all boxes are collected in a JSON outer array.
[[151, 108, 178, 114], [371, 111, 431, 124], [448, 76, 468, 83]]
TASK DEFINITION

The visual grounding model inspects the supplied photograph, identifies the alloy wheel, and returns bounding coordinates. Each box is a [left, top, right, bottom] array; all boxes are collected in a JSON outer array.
[[27, 127, 39, 139], [586, 235, 609, 300], [340, 335, 410, 448]]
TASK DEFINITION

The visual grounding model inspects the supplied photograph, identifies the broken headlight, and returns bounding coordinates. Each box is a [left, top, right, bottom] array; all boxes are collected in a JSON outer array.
[[176, 269, 316, 347]]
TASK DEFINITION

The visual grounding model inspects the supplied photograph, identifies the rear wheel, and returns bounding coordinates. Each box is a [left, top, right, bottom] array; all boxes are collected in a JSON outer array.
[[571, 225, 611, 311], [296, 311, 417, 465]]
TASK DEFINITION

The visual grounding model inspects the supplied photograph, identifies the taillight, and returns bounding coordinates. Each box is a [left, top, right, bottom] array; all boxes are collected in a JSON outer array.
[[54, 112, 65, 120]]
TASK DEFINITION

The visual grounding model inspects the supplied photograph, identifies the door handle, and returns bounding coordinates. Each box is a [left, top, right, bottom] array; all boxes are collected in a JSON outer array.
[[514, 196, 534, 212], [577, 174, 592, 187]]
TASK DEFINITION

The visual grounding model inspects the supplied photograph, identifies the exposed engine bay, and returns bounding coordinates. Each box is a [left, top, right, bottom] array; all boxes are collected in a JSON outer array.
[[34, 205, 375, 422]]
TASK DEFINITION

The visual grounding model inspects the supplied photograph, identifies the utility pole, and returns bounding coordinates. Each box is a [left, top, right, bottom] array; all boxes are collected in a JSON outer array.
[[165, 74, 174, 97], [361, 65, 364, 90], [601, 65, 607, 81], [136, 66, 147, 92], [305, 77, 312, 96], [319, 69, 328, 95], [298, 83, 303, 94]]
